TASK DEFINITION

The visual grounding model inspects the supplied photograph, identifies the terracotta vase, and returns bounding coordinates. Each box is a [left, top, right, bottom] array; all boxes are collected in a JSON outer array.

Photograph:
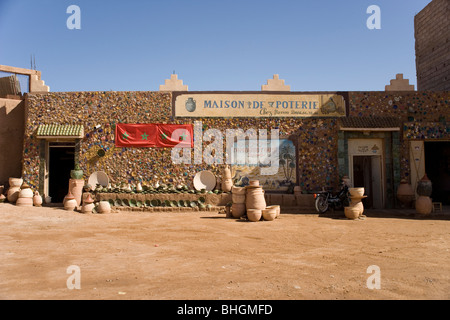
[[19, 186, 33, 198], [7, 187, 20, 203], [344, 206, 360, 219], [231, 203, 246, 218], [221, 178, 233, 192], [246, 209, 262, 222], [69, 179, 84, 207], [81, 193, 95, 213], [262, 208, 277, 221], [397, 179, 415, 207], [415, 196, 432, 215], [245, 187, 266, 210], [416, 174, 432, 197], [33, 191, 43, 207], [223, 165, 232, 179]]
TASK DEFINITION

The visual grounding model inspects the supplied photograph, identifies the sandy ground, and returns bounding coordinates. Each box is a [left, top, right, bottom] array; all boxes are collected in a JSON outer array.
[[0, 203, 449, 300]]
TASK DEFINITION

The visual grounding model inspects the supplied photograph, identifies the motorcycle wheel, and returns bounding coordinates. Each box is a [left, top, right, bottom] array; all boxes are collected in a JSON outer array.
[[315, 195, 329, 213]]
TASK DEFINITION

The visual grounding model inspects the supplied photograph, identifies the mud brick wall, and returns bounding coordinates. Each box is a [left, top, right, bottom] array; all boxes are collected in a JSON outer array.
[[414, 0, 450, 91]]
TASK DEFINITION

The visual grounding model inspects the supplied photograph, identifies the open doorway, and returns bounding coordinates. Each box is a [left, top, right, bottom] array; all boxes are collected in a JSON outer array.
[[48, 143, 74, 203], [425, 141, 450, 205], [352, 155, 383, 209]]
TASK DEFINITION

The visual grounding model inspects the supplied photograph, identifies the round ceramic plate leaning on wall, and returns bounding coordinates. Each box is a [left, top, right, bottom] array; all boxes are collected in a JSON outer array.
[[193, 171, 216, 191], [88, 171, 110, 188]]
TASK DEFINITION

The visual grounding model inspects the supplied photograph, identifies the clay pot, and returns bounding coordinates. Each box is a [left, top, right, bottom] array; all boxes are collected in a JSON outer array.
[[81, 203, 95, 214], [223, 165, 232, 179], [64, 195, 78, 211], [266, 205, 280, 218], [97, 201, 111, 214], [9, 177, 23, 188], [231, 203, 246, 218], [262, 208, 277, 221], [245, 187, 266, 210], [344, 206, 360, 219], [415, 196, 432, 215], [19, 187, 33, 199], [397, 179, 415, 207], [349, 188, 364, 197], [232, 194, 246, 204], [231, 186, 246, 195], [417, 174, 432, 197], [33, 191, 43, 207], [70, 168, 84, 180], [246, 209, 262, 222], [221, 178, 233, 192], [349, 200, 364, 215], [249, 180, 259, 187], [44, 196, 52, 204], [16, 197, 33, 207], [7, 187, 20, 203]]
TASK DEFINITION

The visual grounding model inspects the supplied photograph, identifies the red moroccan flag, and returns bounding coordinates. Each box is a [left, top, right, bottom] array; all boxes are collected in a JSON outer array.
[[156, 124, 193, 148], [115, 123, 193, 148]]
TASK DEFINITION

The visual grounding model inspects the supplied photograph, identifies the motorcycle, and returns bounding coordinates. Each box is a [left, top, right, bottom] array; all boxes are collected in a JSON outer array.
[[314, 183, 350, 213]]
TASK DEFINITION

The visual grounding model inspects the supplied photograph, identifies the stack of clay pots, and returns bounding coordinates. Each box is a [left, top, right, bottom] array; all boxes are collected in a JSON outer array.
[[7, 177, 23, 203], [245, 180, 266, 222], [221, 165, 233, 193], [345, 187, 367, 219], [64, 191, 78, 211], [231, 186, 246, 218], [415, 174, 432, 215], [81, 193, 95, 213], [16, 183, 34, 207]]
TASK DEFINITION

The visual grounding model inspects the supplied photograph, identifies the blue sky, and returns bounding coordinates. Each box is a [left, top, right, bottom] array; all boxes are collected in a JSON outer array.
[[0, 0, 431, 92]]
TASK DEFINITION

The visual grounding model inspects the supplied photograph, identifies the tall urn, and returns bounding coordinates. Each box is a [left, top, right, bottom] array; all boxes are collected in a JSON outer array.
[[245, 186, 266, 210]]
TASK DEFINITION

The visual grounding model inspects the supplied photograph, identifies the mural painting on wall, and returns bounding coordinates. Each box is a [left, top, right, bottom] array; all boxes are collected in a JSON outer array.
[[230, 139, 296, 192]]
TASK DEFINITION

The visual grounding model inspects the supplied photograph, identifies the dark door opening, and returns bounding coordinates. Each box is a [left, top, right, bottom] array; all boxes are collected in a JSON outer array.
[[49, 145, 74, 203], [425, 141, 450, 205], [353, 156, 373, 208]]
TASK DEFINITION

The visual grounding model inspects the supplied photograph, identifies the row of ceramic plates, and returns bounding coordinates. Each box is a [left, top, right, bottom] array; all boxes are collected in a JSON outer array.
[[107, 198, 207, 208]]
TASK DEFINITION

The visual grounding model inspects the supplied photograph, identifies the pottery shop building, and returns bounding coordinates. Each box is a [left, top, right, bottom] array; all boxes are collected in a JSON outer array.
[[18, 73, 450, 209]]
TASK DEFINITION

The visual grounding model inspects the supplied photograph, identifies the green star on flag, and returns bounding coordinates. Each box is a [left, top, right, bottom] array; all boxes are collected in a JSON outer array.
[[180, 132, 187, 141], [161, 132, 168, 140], [141, 132, 149, 140], [122, 132, 129, 140]]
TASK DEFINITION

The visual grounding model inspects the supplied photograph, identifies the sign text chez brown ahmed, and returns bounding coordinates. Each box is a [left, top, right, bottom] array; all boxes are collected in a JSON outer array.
[[174, 93, 346, 118]]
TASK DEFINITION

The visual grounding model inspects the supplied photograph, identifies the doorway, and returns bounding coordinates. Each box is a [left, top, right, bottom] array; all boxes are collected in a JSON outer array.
[[352, 155, 383, 209], [424, 141, 450, 205], [48, 143, 75, 203]]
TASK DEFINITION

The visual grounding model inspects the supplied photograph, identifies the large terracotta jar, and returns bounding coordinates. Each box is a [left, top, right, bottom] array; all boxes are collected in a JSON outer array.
[[246, 187, 266, 210], [7, 187, 20, 203], [344, 206, 360, 219], [9, 177, 23, 188], [97, 201, 111, 214], [416, 174, 432, 197], [397, 179, 415, 207], [69, 179, 84, 207], [415, 196, 432, 215]]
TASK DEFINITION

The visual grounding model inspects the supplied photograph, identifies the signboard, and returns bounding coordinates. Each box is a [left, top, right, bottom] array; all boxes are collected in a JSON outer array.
[[174, 93, 346, 118]]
